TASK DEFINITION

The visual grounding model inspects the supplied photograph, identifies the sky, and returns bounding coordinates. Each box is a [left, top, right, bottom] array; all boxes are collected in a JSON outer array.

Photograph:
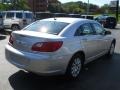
[[59, 0, 117, 6]]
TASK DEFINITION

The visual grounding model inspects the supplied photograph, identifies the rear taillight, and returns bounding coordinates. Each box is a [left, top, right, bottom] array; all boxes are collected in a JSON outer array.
[[31, 41, 63, 52], [9, 34, 14, 45]]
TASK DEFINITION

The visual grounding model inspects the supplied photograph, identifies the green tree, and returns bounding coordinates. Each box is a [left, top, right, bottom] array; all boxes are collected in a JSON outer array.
[[100, 4, 110, 14], [48, 1, 64, 13], [18, 0, 30, 10], [62, 2, 83, 13], [0, 3, 6, 10], [62, 1, 99, 14], [0, 3, 12, 11], [10, 0, 30, 10]]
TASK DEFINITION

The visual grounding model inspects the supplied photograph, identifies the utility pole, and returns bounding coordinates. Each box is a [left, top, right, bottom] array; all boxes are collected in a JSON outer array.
[[87, 0, 90, 15], [12, 0, 16, 10], [116, 0, 119, 22], [33, 0, 35, 14]]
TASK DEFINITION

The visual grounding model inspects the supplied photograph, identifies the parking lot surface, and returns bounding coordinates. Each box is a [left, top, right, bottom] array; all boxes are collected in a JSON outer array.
[[1, 27, 120, 90]]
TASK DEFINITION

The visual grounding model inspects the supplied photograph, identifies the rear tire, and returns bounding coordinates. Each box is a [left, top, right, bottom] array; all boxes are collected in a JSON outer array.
[[66, 54, 83, 79], [11, 25, 20, 31], [111, 25, 115, 29]]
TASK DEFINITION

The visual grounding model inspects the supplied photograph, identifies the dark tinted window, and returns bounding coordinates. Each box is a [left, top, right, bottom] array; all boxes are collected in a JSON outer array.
[[16, 13, 23, 18], [81, 15, 94, 20], [6, 12, 14, 18], [0, 13, 3, 18], [24, 21, 69, 35], [80, 16, 85, 18], [75, 26, 82, 36], [107, 17, 116, 22], [25, 13, 33, 18]]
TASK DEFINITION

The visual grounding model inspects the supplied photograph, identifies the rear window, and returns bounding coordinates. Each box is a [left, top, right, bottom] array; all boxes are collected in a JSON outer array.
[[107, 17, 116, 21], [23, 21, 69, 35], [6, 12, 14, 18], [16, 13, 23, 18]]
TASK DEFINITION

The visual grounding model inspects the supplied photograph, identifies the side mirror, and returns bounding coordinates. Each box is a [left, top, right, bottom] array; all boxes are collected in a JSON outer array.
[[105, 31, 111, 35]]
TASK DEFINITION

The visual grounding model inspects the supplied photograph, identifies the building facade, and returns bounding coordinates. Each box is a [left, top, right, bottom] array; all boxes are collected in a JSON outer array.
[[27, 0, 59, 12], [2, 0, 59, 12], [27, 0, 48, 12]]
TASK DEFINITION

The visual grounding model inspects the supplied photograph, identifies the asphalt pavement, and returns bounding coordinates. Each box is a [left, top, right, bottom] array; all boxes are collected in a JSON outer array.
[[1, 27, 120, 90]]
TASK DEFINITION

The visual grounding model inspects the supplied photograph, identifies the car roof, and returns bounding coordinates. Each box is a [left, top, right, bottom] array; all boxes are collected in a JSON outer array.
[[81, 15, 94, 16], [53, 13, 67, 14], [97, 15, 115, 18], [68, 14, 81, 15], [35, 12, 51, 14], [40, 17, 91, 24], [2, 10, 32, 13]]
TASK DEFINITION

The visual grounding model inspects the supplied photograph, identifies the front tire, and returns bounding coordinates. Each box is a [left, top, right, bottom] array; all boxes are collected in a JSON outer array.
[[66, 54, 83, 79]]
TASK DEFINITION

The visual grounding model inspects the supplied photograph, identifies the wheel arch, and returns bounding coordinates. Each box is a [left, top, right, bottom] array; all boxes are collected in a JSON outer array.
[[67, 50, 85, 70], [65, 50, 86, 77], [72, 51, 85, 64]]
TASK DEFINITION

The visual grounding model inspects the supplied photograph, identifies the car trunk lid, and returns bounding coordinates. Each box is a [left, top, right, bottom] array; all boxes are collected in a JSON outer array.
[[10, 30, 62, 53]]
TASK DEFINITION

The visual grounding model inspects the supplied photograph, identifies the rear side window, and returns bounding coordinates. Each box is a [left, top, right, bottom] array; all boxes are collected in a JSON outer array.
[[16, 13, 23, 18], [81, 23, 94, 35], [6, 12, 14, 18], [25, 13, 33, 19], [75, 23, 94, 36], [23, 21, 69, 35]]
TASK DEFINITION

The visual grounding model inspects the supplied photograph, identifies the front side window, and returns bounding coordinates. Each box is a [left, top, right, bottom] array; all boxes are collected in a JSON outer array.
[[23, 21, 69, 35], [92, 23, 105, 35], [6, 12, 14, 18]]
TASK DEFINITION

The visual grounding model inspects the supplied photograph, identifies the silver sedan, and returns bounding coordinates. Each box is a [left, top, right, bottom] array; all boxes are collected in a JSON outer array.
[[5, 18, 116, 78]]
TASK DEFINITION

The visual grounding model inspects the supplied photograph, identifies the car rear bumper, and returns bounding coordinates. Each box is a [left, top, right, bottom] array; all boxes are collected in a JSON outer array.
[[5, 44, 70, 75], [4, 24, 11, 29]]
